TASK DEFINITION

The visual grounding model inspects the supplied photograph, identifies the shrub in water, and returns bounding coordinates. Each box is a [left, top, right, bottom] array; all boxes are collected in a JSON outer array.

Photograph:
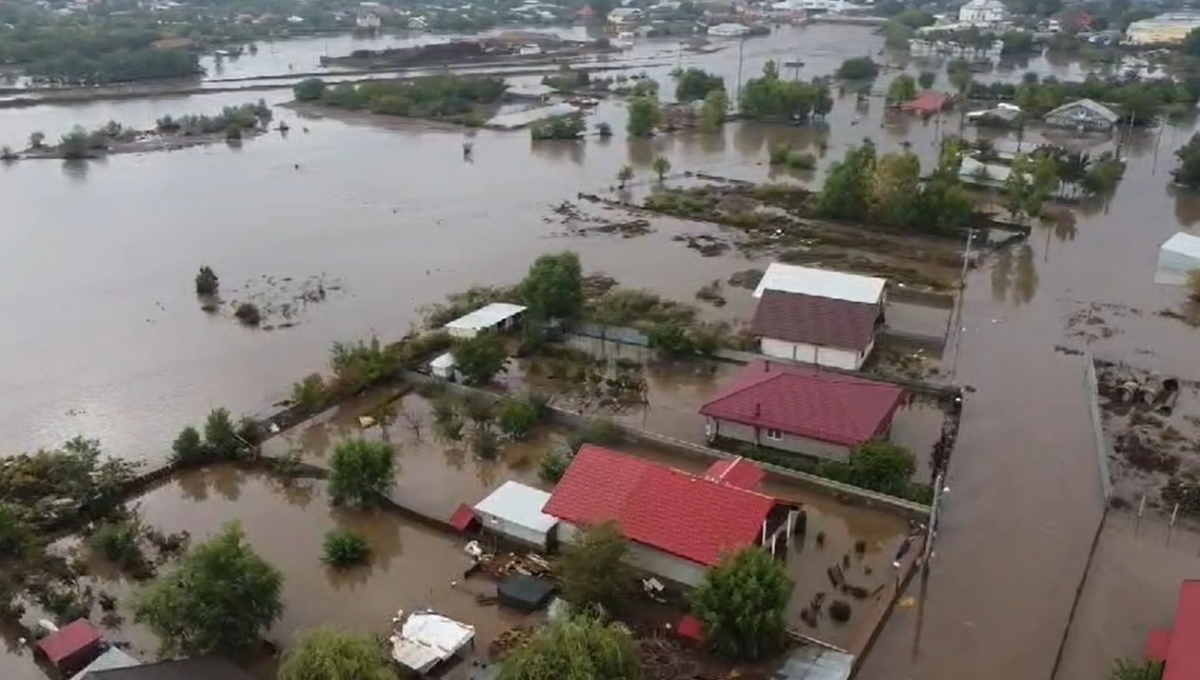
[[322, 528, 371, 567]]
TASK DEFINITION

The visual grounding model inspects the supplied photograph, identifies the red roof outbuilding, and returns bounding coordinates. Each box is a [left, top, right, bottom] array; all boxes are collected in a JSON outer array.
[[704, 457, 765, 489], [1147, 580, 1200, 680], [700, 360, 905, 447], [900, 91, 951, 115], [37, 619, 102, 671], [449, 503, 479, 532], [542, 445, 779, 567]]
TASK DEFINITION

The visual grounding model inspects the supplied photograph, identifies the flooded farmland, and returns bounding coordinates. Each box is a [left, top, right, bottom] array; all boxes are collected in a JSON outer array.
[[3, 17, 1200, 680]]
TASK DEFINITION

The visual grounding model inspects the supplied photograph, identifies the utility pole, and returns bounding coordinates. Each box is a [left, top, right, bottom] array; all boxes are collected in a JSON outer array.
[[735, 36, 746, 112], [948, 228, 975, 381]]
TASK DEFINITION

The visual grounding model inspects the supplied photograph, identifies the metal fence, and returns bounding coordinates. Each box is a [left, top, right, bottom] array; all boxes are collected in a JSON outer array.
[[1083, 352, 1114, 502]]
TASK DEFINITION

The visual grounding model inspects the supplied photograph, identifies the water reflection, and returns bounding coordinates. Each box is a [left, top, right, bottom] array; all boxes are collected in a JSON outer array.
[[176, 464, 248, 502], [1171, 184, 1200, 227], [627, 137, 669, 168], [530, 139, 584, 166], [60, 159, 88, 182]]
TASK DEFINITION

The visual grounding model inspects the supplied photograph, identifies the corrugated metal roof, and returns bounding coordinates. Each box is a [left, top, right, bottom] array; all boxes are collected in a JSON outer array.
[[70, 648, 140, 680], [753, 263, 886, 304], [390, 612, 475, 674], [1044, 98, 1119, 124], [474, 481, 557, 534], [444, 303, 527, 332], [772, 646, 854, 680]]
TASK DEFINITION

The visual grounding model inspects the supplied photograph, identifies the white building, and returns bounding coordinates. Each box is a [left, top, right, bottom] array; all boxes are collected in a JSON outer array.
[[356, 11, 381, 28], [750, 263, 886, 370], [1126, 13, 1200, 46], [442, 302, 527, 339], [1155, 232, 1200, 285], [472, 481, 558, 549], [957, 0, 1007, 25]]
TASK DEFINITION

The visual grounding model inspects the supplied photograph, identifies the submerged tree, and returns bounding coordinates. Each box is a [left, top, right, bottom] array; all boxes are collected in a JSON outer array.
[[133, 522, 282, 659], [279, 626, 392, 680], [690, 547, 793, 661], [453, 332, 509, 386], [1174, 133, 1200, 189], [519, 251, 584, 321], [555, 522, 635, 613], [626, 95, 661, 137], [499, 616, 640, 680], [328, 439, 397, 508], [195, 265, 219, 296], [617, 164, 634, 189], [651, 155, 671, 182]]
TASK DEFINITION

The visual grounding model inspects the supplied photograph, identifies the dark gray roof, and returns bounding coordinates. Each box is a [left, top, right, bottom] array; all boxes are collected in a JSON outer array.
[[86, 658, 256, 680]]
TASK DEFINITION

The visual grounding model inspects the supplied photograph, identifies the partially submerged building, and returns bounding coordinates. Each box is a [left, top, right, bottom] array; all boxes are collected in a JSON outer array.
[[1155, 232, 1200, 285], [390, 611, 476, 675], [751, 263, 886, 370], [472, 481, 558, 549], [1043, 98, 1120, 133], [542, 445, 800, 587], [700, 360, 906, 461]]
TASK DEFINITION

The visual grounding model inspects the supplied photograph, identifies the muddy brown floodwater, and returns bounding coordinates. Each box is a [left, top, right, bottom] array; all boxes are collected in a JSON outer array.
[[6, 20, 1200, 680]]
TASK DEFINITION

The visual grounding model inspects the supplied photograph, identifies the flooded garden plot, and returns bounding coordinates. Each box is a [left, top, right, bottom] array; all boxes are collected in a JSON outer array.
[[1093, 358, 1200, 521]]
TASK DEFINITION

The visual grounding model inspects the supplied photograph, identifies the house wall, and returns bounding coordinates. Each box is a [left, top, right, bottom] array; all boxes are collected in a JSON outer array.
[[708, 417, 852, 462], [559, 522, 711, 587], [476, 512, 551, 549], [760, 337, 863, 370]]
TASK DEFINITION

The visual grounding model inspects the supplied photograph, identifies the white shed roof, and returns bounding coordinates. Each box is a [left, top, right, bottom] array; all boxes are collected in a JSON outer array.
[[474, 481, 557, 534], [444, 303, 527, 333], [1155, 231, 1200, 285], [753, 263, 886, 303], [390, 611, 475, 674], [430, 352, 457, 369]]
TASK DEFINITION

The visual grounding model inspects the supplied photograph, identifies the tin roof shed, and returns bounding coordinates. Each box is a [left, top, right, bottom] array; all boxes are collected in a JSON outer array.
[[1155, 232, 1200, 285], [474, 481, 557, 547], [443, 303, 527, 338], [753, 263, 886, 304]]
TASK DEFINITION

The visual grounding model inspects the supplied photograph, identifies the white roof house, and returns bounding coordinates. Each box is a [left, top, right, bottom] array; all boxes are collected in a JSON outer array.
[[473, 481, 558, 548], [1155, 232, 1200, 285], [443, 302, 527, 339], [753, 263, 887, 304], [390, 611, 475, 674]]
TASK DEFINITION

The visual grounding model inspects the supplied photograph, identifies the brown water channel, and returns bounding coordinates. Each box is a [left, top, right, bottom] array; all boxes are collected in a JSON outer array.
[[4, 19, 1200, 680]]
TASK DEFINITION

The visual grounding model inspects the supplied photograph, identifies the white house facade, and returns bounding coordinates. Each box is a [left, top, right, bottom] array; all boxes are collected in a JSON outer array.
[[958, 0, 1008, 25]]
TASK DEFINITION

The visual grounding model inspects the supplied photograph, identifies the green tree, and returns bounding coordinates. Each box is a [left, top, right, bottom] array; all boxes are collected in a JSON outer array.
[[293, 77, 327, 101], [204, 407, 245, 460], [869, 151, 921, 225], [626, 95, 661, 137], [690, 547, 792, 661], [917, 70, 936, 89], [817, 440, 917, 498], [453, 332, 508, 386], [292, 373, 328, 411], [496, 398, 540, 440], [673, 68, 724, 102], [700, 89, 728, 131], [59, 126, 91, 159], [328, 439, 397, 508], [499, 616, 640, 680], [133, 522, 283, 659], [321, 528, 372, 567], [1109, 658, 1164, 680], [835, 57, 879, 80], [556, 522, 635, 613], [886, 74, 917, 105], [1174, 133, 1200, 189], [617, 164, 634, 189], [519, 251, 584, 321], [170, 426, 207, 464], [814, 139, 877, 221], [279, 626, 392, 680], [194, 265, 219, 296], [651, 155, 671, 182]]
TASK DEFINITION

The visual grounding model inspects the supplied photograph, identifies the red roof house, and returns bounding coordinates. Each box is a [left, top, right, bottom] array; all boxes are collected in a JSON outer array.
[[36, 619, 102, 672], [700, 360, 905, 461], [1146, 580, 1200, 680], [899, 91, 952, 116], [542, 445, 800, 586]]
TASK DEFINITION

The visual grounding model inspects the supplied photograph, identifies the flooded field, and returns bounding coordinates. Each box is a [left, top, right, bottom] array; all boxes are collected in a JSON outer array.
[[5, 17, 1200, 680]]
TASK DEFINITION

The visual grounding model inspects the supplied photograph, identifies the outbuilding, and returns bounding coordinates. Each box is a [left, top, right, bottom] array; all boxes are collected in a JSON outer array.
[[751, 263, 886, 370], [1043, 99, 1119, 133], [37, 619, 102, 674], [443, 303, 527, 339], [473, 481, 558, 549], [430, 352, 458, 380], [1155, 232, 1200, 285]]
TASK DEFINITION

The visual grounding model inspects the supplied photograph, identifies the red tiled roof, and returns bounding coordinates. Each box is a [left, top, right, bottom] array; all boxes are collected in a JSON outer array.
[[704, 457, 765, 489], [750, 290, 879, 351], [699, 360, 905, 447], [542, 445, 778, 567], [1159, 580, 1200, 680], [449, 503, 478, 532], [37, 619, 100, 667], [901, 91, 950, 114]]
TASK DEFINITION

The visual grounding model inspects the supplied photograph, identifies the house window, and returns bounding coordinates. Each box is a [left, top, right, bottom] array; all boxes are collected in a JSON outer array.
[[765, 428, 783, 441]]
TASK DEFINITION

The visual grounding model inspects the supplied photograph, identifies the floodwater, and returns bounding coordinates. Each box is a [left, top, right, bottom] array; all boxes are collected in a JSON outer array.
[[4, 18, 1200, 680]]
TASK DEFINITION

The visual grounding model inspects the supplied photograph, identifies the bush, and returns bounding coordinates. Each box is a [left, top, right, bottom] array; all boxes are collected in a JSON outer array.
[[195, 266, 219, 295], [835, 57, 879, 80], [89, 518, 144, 567], [235, 302, 261, 326], [204, 408, 245, 461], [294, 78, 328, 101], [322, 528, 371, 567], [647, 322, 696, 356], [470, 424, 501, 460], [538, 448, 572, 483], [817, 440, 917, 499], [497, 399, 540, 440], [171, 426, 208, 464], [292, 373, 328, 411]]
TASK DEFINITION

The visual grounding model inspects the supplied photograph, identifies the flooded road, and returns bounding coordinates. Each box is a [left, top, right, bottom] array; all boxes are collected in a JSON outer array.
[[4, 19, 1200, 680]]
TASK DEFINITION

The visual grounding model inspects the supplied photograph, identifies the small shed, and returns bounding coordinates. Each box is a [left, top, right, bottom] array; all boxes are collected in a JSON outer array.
[[1155, 232, 1200, 285], [496, 574, 556, 612], [444, 303, 528, 339], [37, 619, 102, 672], [431, 352, 458, 380], [473, 481, 558, 549], [390, 611, 475, 675]]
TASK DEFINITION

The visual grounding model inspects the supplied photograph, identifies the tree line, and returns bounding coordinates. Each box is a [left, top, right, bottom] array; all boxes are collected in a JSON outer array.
[[293, 76, 507, 126], [959, 72, 1200, 124]]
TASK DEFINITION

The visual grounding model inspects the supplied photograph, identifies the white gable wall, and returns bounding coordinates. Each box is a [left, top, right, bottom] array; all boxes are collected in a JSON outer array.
[[558, 521, 710, 587]]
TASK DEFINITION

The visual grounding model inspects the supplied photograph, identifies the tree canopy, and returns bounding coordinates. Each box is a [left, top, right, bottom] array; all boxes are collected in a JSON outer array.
[[1174, 133, 1200, 189], [627, 95, 661, 137], [328, 439, 397, 508], [519, 251, 584, 321], [818, 440, 918, 498], [739, 61, 832, 122], [133, 522, 283, 659], [886, 74, 917, 105], [453, 332, 509, 386], [690, 547, 793, 661], [278, 626, 393, 680], [835, 57, 879, 80], [673, 68, 724, 102], [555, 522, 635, 614], [498, 616, 640, 680]]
